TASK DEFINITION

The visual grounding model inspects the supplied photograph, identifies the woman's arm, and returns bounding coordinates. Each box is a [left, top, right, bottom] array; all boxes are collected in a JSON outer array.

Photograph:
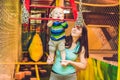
[[70, 46, 87, 69], [61, 46, 88, 69], [47, 20, 53, 27]]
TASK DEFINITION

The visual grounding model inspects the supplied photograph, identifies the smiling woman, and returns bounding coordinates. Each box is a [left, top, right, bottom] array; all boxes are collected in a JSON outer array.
[[47, 1, 89, 79], [48, 23, 89, 80]]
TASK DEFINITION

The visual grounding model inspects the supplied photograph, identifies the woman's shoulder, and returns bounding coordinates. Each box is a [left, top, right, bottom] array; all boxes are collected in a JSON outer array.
[[74, 42, 80, 52], [76, 42, 80, 48]]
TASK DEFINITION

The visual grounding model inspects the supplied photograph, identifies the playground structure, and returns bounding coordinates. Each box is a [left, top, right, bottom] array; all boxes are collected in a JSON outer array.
[[0, 0, 119, 80]]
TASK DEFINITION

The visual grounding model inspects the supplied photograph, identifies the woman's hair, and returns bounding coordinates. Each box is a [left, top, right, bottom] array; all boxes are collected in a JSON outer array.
[[65, 26, 89, 58]]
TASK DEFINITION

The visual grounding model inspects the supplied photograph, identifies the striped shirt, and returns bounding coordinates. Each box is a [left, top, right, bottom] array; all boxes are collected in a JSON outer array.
[[50, 21, 68, 41]]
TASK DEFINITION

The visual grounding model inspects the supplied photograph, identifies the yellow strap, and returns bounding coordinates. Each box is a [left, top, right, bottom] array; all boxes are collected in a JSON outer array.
[[74, 1, 118, 7], [0, 62, 48, 65], [35, 64, 40, 80], [82, 3, 118, 7], [56, 0, 60, 6], [16, 64, 20, 73], [65, 0, 118, 7], [56, 0, 64, 7], [117, 24, 120, 80]]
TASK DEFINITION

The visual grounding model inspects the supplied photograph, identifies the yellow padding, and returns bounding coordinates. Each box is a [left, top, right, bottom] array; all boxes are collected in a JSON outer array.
[[77, 58, 95, 80], [29, 33, 43, 62]]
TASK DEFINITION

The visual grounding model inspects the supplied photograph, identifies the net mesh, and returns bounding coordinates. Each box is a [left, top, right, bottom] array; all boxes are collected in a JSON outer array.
[[0, 0, 21, 79], [81, 1, 119, 50]]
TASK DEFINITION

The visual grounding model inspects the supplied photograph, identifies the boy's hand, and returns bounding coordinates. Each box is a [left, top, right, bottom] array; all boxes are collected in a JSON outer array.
[[61, 60, 71, 66], [47, 56, 54, 64]]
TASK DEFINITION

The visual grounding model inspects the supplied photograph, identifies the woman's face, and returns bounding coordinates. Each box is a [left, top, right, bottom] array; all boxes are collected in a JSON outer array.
[[71, 26, 82, 38]]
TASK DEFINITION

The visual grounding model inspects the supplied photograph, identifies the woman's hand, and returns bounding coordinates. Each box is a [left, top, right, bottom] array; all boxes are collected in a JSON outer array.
[[47, 20, 53, 27], [61, 60, 71, 66]]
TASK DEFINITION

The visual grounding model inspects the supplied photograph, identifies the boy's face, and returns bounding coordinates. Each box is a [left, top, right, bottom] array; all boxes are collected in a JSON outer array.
[[52, 8, 64, 19]]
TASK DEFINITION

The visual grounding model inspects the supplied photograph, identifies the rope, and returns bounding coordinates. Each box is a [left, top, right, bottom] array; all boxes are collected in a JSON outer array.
[[75, 0, 85, 26], [22, 0, 29, 24]]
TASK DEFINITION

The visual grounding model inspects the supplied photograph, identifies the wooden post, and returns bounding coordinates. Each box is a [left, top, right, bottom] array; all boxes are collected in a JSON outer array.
[[56, 0, 64, 7]]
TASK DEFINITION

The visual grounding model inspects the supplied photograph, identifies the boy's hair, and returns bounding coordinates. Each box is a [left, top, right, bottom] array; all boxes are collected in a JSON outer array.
[[49, 7, 64, 18]]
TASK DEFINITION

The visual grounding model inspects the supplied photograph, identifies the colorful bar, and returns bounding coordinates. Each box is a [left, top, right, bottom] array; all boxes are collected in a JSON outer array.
[[30, 5, 72, 9], [69, 0, 77, 20], [29, 17, 75, 21]]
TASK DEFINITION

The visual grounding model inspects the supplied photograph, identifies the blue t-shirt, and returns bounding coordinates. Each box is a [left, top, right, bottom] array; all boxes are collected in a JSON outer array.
[[52, 42, 80, 75]]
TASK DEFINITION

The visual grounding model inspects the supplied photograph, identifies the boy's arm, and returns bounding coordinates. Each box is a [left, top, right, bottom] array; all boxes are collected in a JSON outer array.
[[61, 22, 68, 29]]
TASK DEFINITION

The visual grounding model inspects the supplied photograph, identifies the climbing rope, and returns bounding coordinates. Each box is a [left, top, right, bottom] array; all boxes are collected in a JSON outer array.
[[22, 0, 29, 24], [75, 0, 85, 26]]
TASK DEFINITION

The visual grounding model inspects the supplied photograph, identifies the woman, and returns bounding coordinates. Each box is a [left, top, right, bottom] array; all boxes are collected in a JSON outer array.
[[47, 25, 89, 80]]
